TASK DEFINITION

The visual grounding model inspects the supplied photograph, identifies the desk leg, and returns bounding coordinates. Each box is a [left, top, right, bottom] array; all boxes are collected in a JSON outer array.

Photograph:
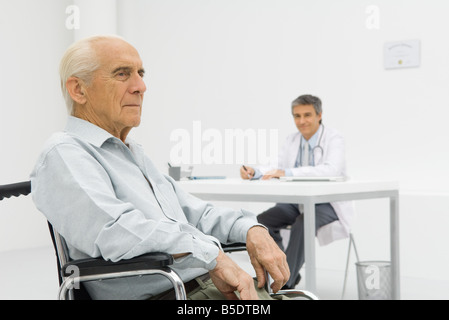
[[303, 200, 316, 293], [390, 193, 401, 300]]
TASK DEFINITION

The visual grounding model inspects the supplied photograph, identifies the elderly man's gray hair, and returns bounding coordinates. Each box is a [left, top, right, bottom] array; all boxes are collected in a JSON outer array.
[[59, 35, 124, 115]]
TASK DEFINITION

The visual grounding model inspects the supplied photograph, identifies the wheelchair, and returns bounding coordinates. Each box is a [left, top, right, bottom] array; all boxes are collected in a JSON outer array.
[[1, 181, 318, 300]]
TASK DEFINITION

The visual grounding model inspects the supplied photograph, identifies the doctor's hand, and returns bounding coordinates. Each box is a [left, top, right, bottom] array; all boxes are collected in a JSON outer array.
[[246, 226, 290, 293], [240, 166, 255, 180], [209, 250, 259, 300], [261, 169, 285, 180]]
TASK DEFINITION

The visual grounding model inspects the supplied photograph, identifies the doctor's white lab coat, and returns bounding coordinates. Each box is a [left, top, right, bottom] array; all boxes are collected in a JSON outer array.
[[256, 126, 355, 246]]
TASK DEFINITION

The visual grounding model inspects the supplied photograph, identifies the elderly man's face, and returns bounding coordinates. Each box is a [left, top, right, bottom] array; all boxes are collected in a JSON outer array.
[[82, 39, 146, 140]]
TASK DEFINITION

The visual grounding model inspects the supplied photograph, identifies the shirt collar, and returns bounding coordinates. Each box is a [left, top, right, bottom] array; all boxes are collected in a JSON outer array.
[[302, 124, 323, 149], [65, 116, 118, 147]]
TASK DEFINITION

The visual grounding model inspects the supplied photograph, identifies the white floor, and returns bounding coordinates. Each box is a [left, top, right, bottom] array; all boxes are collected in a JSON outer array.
[[1, 246, 448, 300]]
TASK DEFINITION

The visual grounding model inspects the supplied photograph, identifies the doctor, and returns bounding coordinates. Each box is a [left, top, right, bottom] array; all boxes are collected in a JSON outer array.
[[240, 94, 355, 289]]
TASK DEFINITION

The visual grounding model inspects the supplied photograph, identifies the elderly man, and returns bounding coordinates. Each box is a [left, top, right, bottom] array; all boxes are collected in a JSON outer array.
[[31, 35, 289, 300]]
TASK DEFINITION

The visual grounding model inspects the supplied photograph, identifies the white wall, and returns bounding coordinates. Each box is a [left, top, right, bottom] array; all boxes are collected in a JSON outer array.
[[1, 0, 449, 285], [0, 0, 72, 251]]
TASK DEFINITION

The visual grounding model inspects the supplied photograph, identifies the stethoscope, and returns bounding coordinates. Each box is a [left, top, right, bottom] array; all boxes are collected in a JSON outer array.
[[300, 124, 325, 166]]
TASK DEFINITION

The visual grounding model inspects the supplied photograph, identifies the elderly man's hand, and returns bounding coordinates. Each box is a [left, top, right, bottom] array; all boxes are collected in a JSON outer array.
[[209, 250, 259, 300], [246, 226, 290, 293]]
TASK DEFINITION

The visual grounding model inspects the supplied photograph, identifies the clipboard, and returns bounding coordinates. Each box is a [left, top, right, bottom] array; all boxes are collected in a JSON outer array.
[[280, 176, 346, 182], [187, 176, 226, 180]]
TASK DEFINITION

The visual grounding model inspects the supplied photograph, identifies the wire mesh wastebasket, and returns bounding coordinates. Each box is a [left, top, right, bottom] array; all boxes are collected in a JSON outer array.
[[356, 261, 392, 300]]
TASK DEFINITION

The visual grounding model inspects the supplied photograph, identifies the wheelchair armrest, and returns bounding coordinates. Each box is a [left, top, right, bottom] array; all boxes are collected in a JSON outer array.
[[221, 242, 246, 253], [62, 252, 174, 277], [0, 181, 31, 200]]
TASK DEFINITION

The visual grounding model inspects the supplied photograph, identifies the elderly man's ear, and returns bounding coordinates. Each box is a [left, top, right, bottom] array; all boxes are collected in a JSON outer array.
[[66, 76, 88, 105]]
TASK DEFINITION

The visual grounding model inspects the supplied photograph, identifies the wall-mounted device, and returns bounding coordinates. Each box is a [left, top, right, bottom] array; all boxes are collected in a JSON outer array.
[[384, 40, 420, 70]]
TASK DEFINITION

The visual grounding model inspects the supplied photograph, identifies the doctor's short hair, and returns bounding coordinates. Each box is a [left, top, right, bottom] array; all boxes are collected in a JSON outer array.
[[59, 34, 124, 115], [291, 94, 322, 115]]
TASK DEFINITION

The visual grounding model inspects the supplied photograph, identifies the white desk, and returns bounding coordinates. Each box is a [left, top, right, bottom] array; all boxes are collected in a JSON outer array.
[[179, 178, 400, 299]]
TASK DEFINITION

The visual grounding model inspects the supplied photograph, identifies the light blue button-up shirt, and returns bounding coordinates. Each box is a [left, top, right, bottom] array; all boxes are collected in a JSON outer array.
[[31, 116, 259, 299], [287, 124, 323, 175]]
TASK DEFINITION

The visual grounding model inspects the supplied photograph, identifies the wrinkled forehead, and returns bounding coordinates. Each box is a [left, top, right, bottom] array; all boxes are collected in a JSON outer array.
[[92, 38, 143, 72]]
